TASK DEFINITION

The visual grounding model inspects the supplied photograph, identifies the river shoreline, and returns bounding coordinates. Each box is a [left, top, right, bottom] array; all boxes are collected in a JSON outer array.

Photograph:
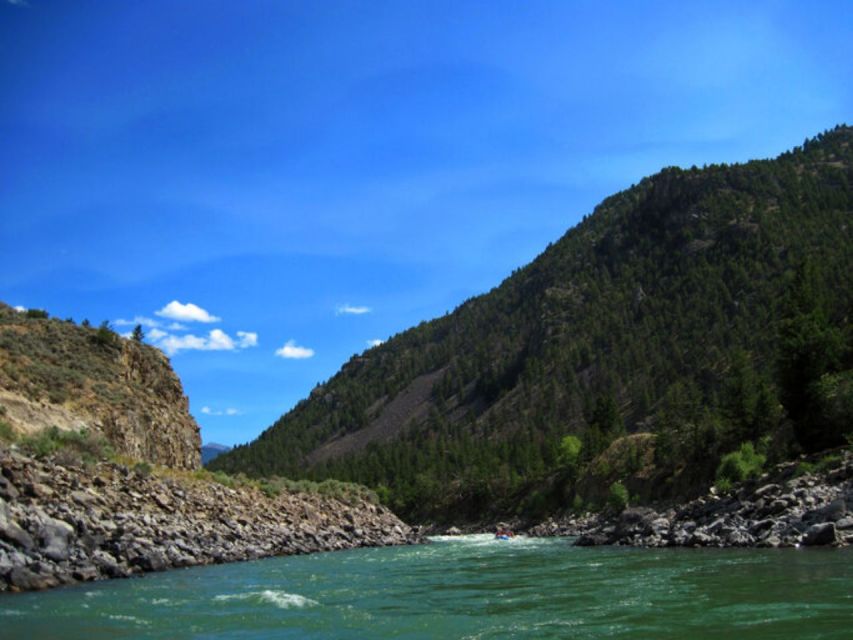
[[450, 449, 853, 549], [0, 446, 421, 594]]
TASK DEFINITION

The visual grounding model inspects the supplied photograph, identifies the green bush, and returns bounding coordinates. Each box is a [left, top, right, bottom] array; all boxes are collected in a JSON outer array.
[[794, 461, 816, 477], [22, 427, 62, 458], [715, 478, 733, 494], [716, 442, 766, 486], [608, 481, 629, 511], [133, 461, 153, 477], [374, 484, 392, 505], [20, 426, 113, 462], [558, 435, 583, 467], [211, 470, 236, 488], [0, 419, 17, 443]]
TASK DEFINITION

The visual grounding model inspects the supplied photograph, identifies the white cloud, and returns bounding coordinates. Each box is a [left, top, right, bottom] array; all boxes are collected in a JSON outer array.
[[114, 316, 161, 328], [155, 300, 221, 323], [148, 328, 168, 340], [336, 304, 371, 315], [275, 340, 315, 359], [207, 328, 235, 350], [167, 322, 188, 331], [13, 305, 26, 312], [200, 406, 241, 416], [236, 331, 258, 348], [158, 333, 209, 355], [157, 330, 230, 355], [366, 339, 384, 347]]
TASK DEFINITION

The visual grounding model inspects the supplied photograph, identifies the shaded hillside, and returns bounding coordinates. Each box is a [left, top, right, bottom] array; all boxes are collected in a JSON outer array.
[[212, 126, 853, 521], [0, 306, 201, 469]]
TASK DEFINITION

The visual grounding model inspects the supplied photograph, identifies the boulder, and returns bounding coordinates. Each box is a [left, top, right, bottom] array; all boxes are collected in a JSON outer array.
[[39, 517, 75, 562], [0, 498, 35, 551], [574, 531, 609, 546], [7, 566, 60, 591], [133, 548, 169, 572], [0, 475, 19, 500], [802, 522, 837, 546]]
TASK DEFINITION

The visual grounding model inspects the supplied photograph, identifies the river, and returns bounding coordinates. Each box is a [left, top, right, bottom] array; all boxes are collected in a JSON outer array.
[[1, 535, 850, 639]]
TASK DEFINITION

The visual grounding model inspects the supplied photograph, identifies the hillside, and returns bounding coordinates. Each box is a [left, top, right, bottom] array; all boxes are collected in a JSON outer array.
[[0, 306, 201, 469], [212, 125, 853, 523]]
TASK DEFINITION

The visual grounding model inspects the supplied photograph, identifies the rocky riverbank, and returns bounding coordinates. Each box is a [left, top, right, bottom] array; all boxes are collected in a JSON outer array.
[[0, 446, 421, 593], [528, 449, 853, 548]]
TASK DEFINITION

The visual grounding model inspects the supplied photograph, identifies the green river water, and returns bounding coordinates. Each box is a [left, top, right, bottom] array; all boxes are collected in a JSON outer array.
[[1, 534, 850, 639]]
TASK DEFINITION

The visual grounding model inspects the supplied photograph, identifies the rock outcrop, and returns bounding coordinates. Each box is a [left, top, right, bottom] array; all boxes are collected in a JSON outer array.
[[0, 305, 201, 469], [0, 446, 421, 593], [530, 449, 853, 548]]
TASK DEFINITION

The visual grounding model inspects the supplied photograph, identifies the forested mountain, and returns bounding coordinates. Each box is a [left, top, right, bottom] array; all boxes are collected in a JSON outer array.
[[212, 126, 853, 523]]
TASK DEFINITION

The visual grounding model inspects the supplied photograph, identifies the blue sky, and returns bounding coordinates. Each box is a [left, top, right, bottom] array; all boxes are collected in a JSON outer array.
[[1, 1, 851, 446]]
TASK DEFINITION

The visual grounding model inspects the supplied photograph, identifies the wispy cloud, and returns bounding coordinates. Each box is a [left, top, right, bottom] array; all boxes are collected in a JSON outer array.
[[366, 338, 384, 347], [336, 304, 371, 315], [148, 328, 168, 340], [275, 340, 315, 359], [13, 305, 25, 312], [7, 1, 31, 7], [114, 316, 160, 328], [236, 331, 258, 348], [155, 300, 221, 323], [200, 406, 241, 416]]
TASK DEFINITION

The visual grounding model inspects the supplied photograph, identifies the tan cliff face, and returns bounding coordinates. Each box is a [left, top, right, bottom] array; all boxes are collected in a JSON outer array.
[[0, 304, 201, 469]]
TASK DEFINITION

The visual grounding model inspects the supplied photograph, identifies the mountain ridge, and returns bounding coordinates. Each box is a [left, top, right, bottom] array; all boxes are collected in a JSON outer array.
[[212, 125, 853, 522]]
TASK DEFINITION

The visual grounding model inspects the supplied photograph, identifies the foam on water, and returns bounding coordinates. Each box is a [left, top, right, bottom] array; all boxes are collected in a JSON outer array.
[[214, 590, 319, 609], [105, 614, 150, 626], [429, 533, 544, 549]]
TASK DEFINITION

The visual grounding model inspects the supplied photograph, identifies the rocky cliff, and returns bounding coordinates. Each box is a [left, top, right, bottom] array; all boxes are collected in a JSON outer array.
[[0, 304, 201, 469], [0, 445, 420, 592]]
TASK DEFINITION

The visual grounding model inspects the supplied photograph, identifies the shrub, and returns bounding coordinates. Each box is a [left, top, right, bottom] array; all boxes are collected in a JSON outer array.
[[133, 461, 153, 477], [0, 419, 17, 443], [715, 478, 733, 494], [259, 481, 281, 498], [716, 442, 766, 486], [211, 470, 235, 488], [558, 435, 583, 467], [572, 494, 584, 512], [22, 426, 62, 457], [91, 321, 119, 348], [374, 484, 392, 505], [815, 453, 842, 474], [608, 481, 629, 511], [54, 447, 83, 468], [794, 461, 816, 477], [20, 426, 113, 462], [25, 309, 49, 319]]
